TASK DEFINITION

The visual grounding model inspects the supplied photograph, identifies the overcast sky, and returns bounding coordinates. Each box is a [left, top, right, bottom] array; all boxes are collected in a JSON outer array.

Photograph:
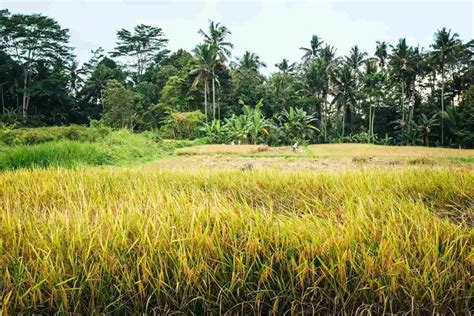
[[1, 0, 472, 74]]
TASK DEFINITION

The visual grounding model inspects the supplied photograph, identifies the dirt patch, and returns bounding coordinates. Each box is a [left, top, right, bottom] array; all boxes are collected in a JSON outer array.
[[144, 155, 474, 172]]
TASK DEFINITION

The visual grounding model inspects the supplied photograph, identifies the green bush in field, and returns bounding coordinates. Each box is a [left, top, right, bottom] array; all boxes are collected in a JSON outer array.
[[161, 111, 205, 139]]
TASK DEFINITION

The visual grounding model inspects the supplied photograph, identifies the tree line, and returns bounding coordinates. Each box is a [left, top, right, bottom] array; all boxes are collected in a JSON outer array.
[[0, 9, 473, 147]]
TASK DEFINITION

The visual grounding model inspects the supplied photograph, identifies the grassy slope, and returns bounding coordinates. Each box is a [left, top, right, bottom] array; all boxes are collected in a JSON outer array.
[[1, 167, 473, 314], [0, 129, 200, 171]]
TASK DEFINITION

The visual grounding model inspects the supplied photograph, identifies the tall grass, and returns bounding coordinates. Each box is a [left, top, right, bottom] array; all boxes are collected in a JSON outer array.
[[0, 141, 111, 170], [0, 129, 202, 171], [1, 167, 473, 314]]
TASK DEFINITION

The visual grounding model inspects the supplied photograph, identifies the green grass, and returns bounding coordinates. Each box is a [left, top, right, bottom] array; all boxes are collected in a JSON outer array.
[[0, 167, 473, 314], [0, 141, 112, 170], [0, 128, 203, 171], [451, 157, 474, 164]]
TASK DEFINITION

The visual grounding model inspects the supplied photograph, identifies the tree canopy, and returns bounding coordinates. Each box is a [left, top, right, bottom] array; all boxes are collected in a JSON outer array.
[[0, 11, 473, 147]]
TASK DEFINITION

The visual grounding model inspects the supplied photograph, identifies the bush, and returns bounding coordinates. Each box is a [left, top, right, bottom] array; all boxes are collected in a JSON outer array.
[[162, 111, 205, 139]]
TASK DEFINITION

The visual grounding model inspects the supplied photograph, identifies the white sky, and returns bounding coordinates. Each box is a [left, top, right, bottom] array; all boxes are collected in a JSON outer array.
[[1, 0, 473, 75]]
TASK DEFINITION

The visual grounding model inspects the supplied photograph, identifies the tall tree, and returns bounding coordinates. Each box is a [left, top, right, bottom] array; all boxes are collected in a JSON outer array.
[[275, 59, 296, 73], [0, 10, 73, 117], [198, 20, 233, 62], [112, 24, 169, 80], [375, 41, 388, 69], [191, 44, 218, 119], [234, 51, 266, 72], [346, 45, 367, 71], [389, 39, 418, 123], [300, 35, 324, 64], [432, 27, 462, 145], [332, 65, 357, 137]]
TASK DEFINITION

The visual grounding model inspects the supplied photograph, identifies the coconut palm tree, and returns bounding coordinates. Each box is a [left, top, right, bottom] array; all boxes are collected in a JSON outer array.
[[389, 38, 418, 123], [432, 27, 461, 145], [375, 41, 388, 69], [320, 44, 337, 64], [332, 65, 357, 137], [198, 20, 233, 62], [346, 45, 367, 71], [300, 35, 325, 64], [275, 58, 296, 73], [190, 44, 218, 120], [234, 51, 266, 71]]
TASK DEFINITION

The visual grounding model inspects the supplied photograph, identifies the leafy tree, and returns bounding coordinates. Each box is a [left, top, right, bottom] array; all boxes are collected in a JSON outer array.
[[453, 85, 474, 147], [233, 51, 266, 72], [276, 107, 318, 144], [375, 41, 388, 69], [275, 59, 296, 73], [432, 27, 462, 144], [346, 45, 368, 71], [198, 20, 233, 62], [389, 39, 418, 123], [112, 24, 169, 80], [102, 80, 141, 129], [0, 10, 73, 117], [300, 35, 324, 64], [332, 65, 357, 137], [191, 44, 218, 119]]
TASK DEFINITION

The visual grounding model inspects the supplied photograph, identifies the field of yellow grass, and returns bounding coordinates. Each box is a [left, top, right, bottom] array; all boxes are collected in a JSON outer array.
[[1, 144, 473, 314]]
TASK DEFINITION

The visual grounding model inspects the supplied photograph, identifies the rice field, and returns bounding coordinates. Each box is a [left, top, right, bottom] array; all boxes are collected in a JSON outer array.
[[1, 144, 474, 314]]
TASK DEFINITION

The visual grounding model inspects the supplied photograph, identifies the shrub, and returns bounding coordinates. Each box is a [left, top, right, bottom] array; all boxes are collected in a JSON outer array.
[[162, 111, 205, 139]]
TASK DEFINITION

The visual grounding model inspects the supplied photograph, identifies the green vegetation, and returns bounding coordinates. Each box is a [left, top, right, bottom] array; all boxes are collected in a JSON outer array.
[[0, 5, 473, 315], [0, 127, 201, 171], [0, 10, 473, 147]]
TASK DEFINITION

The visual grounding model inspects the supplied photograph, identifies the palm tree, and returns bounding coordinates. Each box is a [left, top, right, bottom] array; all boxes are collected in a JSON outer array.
[[275, 58, 296, 73], [389, 38, 418, 123], [332, 65, 357, 137], [190, 44, 218, 120], [418, 113, 439, 146], [432, 27, 461, 145], [235, 51, 266, 71], [198, 20, 234, 62], [320, 44, 337, 64], [346, 45, 367, 71], [300, 35, 324, 64], [375, 41, 388, 69]]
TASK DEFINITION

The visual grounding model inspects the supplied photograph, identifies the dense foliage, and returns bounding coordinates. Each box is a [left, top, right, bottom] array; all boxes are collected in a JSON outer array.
[[0, 9, 473, 147]]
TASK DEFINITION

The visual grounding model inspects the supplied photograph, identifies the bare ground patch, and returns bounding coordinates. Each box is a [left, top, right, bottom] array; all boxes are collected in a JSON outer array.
[[144, 155, 474, 172]]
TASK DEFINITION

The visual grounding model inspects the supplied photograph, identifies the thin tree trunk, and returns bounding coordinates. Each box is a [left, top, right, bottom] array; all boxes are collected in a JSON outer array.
[[204, 81, 208, 121], [1, 85, 4, 115], [401, 83, 405, 122], [212, 77, 216, 120], [22, 68, 28, 118], [372, 101, 377, 137], [441, 67, 445, 145], [368, 101, 372, 138], [341, 107, 345, 137], [322, 93, 327, 141]]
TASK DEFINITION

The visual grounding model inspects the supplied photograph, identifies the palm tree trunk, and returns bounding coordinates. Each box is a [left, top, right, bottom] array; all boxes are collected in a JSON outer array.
[[401, 83, 405, 122], [341, 106, 345, 137], [372, 100, 378, 137], [441, 67, 445, 145], [1, 85, 5, 115], [22, 68, 28, 118], [212, 77, 216, 120], [368, 101, 372, 138], [204, 81, 208, 121]]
